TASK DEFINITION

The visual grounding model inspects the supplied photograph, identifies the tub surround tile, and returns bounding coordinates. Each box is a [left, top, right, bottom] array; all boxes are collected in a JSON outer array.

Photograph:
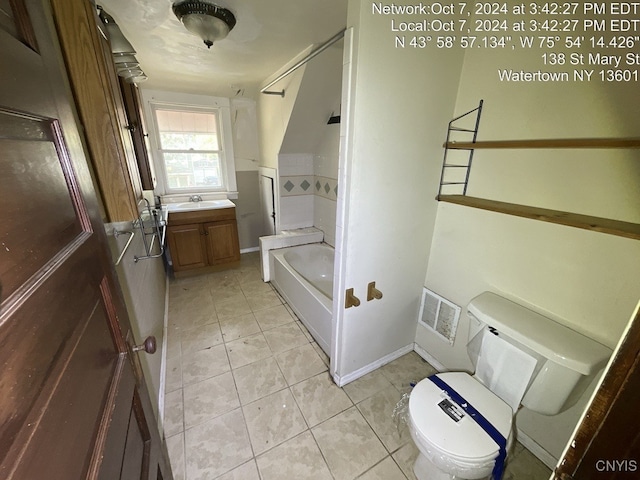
[[181, 344, 230, 386], [312, 406, 388, 480], [291, 372, 353, 427], [183, 372, 239, 428], [253, 304, 295, 331], [185, 409, 253, 480], [343, 369, 394, 404], [220, 313, 261, 342], [280, 175, 315, 197], [263, 322, 308, 354], [233, 357, 288, 405], [242, 388, 307, 455], [163, 389, 184, 437], [216, 460, 261, 480], [180, 322, 223, 355], [256, 431, 333, 480], [356, 386, 409, 453], [275, 344, 327, 386], [226, 332, 273, 369], [166, 433, 185, 480], [359, 457, 408, 480]]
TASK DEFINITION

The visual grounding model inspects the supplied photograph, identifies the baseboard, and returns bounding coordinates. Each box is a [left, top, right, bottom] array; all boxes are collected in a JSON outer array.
[[413, 343, 447, 372], [333, 343, 414, 387], [240, 246, 260, 254], [516, 427, 558, 470], [157, 274, 170, 435]]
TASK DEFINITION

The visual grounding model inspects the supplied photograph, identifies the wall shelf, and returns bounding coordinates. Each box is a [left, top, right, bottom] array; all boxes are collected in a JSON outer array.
[[438, 195, 640, 241], [437, 101, 640, 240], [445, 138, 640, 150]]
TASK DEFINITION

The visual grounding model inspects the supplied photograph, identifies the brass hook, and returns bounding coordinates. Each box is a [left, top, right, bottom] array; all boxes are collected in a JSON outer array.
[[345, 288, 361, 308], [367, 282, 383, 301]]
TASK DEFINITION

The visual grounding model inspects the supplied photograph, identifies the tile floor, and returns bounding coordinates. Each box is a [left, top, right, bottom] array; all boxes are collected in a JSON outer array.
[[163, 252, 552, 480]]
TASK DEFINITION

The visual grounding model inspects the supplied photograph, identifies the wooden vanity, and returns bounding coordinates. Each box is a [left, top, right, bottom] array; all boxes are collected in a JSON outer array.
[[166, 207, 240, 274]]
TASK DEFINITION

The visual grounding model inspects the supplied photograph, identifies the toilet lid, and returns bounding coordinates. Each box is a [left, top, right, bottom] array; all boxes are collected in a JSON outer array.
[[409, 372, 513, 461]]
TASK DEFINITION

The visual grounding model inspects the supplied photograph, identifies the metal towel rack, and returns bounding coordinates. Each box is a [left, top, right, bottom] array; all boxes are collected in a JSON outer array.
[[112, 198, 167, 264]]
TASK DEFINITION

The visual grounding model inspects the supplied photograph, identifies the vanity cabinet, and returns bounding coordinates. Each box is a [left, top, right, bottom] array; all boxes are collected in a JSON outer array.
[[167, 208, 240, 273]]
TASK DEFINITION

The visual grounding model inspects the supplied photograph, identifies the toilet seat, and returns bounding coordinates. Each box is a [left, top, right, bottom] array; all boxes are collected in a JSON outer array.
[[409, 372, 513, 463]]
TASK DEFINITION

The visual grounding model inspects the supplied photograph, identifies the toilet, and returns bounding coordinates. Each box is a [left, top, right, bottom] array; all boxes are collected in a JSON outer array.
[[408, 292, 612, 480]]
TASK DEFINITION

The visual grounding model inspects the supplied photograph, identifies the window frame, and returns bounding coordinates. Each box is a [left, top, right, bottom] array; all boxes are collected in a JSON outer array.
[[142, 90, 237, 199]]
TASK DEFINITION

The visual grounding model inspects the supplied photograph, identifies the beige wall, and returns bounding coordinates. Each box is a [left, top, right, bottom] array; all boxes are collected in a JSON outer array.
[[108, 226, 167, 423], [332, 0, 464, 380], [257, 51, 309, 169], [418, 8, 640, 464]]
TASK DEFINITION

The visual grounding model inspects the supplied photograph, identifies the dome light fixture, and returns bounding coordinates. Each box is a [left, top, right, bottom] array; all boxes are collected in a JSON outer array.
[[172, 1, 236, 49]]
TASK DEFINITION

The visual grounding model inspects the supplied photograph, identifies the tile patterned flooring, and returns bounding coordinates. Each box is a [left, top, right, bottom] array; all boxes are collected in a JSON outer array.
[[164, 252, 552, 480]]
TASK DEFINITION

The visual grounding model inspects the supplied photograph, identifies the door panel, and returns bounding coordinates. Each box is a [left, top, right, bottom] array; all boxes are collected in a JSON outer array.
[[205, 221, 241, 265], [0, 1, 171, 479], [167, 224, 207, 270], [0, 111, 86, 298]]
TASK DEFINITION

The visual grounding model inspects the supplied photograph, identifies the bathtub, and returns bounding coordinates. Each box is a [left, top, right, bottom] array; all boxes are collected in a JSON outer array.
[[269, 243, 333, 356]]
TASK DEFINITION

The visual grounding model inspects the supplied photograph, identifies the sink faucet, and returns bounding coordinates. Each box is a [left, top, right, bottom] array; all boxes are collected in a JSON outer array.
[[189, 195, 203, 202]]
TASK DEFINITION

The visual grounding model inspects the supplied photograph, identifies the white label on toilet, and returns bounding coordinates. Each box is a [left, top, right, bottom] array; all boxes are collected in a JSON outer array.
[[438, 398, 465, 422]]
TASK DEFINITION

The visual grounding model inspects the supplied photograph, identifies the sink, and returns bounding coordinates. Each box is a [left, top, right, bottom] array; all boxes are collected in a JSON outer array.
[[165, 199, 235, 212]]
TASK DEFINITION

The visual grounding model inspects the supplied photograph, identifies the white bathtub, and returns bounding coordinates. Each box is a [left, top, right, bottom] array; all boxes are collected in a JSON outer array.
[[269, 243, 333, 356]]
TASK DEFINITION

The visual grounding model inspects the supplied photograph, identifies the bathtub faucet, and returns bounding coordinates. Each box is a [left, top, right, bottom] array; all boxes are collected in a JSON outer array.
[[189, 195, 203, 202]]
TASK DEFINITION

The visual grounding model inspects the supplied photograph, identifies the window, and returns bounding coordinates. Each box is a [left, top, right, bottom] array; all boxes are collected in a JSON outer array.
[[144, 91, 236, 197]]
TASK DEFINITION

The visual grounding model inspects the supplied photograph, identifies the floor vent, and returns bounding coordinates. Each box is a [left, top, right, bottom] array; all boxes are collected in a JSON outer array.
[[418, 288, 461, 345]]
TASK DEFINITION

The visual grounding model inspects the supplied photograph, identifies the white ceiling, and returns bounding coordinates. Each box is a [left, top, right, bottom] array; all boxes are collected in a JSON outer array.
[[98, 0, 348, 98]]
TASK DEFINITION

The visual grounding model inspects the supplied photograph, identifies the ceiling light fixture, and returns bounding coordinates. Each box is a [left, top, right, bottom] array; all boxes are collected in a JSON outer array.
[[172, 1, 236, 49]]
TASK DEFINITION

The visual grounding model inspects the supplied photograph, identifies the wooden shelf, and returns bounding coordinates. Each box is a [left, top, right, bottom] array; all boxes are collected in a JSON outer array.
[[437, 195, 640, 240], [445, 138, 640, 150]]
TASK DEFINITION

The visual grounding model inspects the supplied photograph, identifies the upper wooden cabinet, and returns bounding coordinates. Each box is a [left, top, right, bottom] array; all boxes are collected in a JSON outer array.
[[119, 79, 156, 191], [49, 0, 142, 222]]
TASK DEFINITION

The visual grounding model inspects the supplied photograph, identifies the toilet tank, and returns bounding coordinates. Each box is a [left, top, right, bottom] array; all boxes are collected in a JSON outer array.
[[467, 292, 612, 415]]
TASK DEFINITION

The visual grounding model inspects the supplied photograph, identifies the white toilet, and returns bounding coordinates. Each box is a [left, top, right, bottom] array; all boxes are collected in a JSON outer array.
[[408, 292, 612, 480]]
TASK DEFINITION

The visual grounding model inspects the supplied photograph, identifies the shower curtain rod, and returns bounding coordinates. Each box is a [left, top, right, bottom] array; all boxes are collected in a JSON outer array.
[[260, 28, 346, 97]]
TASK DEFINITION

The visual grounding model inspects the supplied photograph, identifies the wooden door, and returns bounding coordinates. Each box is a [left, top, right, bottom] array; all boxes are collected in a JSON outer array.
[[0, 1, 171, 479], [554, 305, 640, 479], [205, 221, 241, 265], [167, 224, 208, 271]]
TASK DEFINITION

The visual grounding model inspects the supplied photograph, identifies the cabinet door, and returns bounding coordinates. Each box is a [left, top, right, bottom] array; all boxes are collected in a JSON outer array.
[[204, 220, 241, 265], [167, 224, 207, 271], [120, 79, 156, 190]]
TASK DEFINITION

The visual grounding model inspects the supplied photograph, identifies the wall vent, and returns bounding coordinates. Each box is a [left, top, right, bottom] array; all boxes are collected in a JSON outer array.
[[418, 288, 461, 345]]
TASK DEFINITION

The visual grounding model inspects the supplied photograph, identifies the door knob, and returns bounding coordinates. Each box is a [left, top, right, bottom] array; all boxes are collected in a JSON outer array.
[[133, 336, 157, 354]]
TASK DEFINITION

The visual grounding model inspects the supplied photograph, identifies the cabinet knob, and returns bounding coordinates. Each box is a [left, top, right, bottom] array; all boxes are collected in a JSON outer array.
[[133, 336, 157, 354], [125, 124, 136, 132]]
